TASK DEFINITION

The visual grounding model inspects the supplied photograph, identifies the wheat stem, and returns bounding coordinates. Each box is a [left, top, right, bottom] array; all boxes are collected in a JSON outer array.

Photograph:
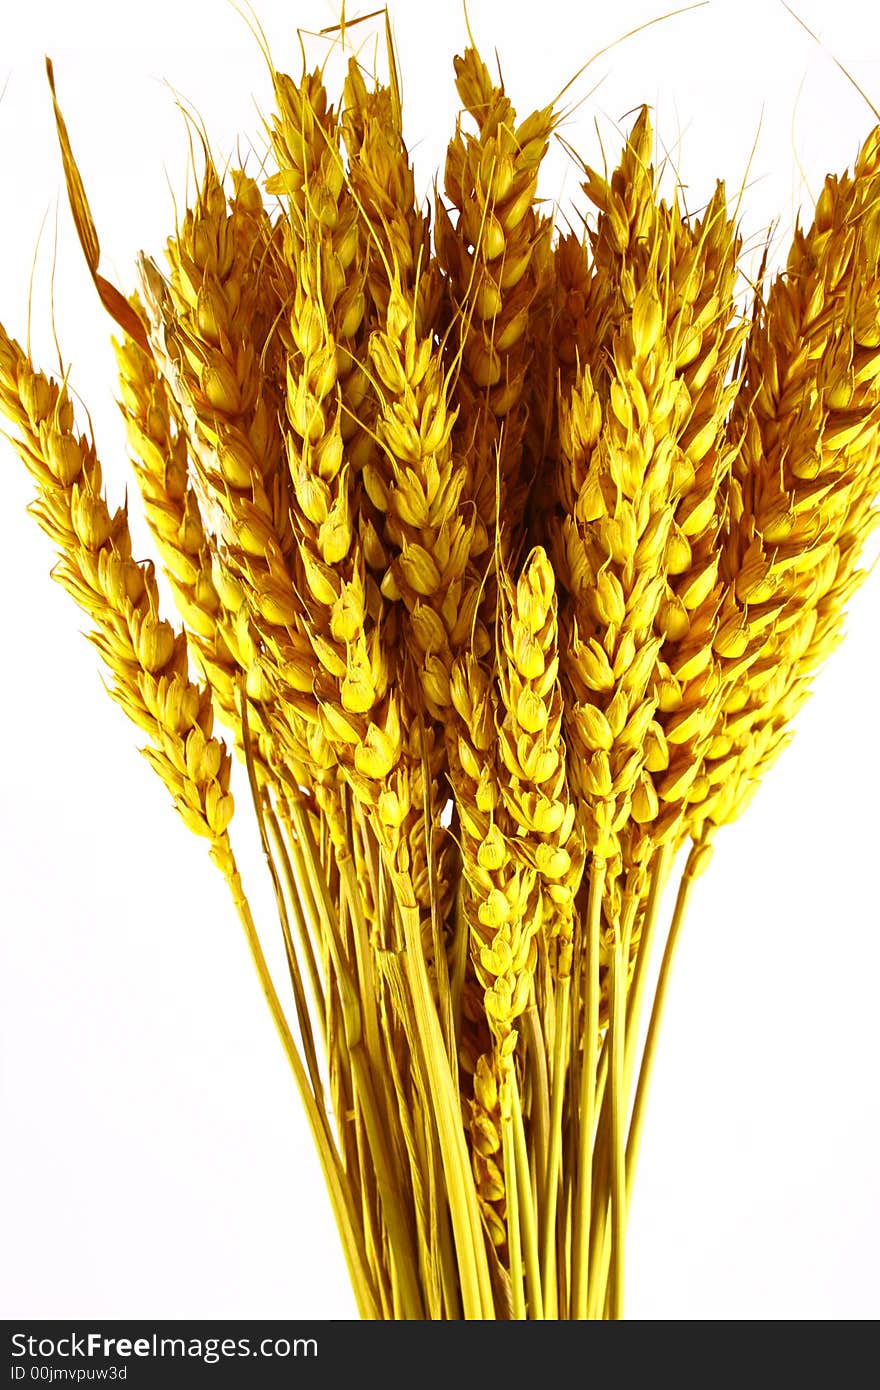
[[626, 837, 708, 1202], [623, 843, 674, 1093], [609, 889, 640, 1320], [502, 1110, 527, 1319], [263, 804, 328, 1051], [221, 853, 379, 1319], [509, 1069, 544, 1319], [540, 972, 570, 1316], [572, 856, 606, 1318], [397, 893, 494, 1319]]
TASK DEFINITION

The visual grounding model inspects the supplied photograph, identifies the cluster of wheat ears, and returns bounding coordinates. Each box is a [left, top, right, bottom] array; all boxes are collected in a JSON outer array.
[[2, 15, 879, 1320]]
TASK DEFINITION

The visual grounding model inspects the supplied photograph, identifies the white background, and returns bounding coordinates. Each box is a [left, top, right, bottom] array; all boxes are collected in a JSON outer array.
[[1, 0, 878, 1321]]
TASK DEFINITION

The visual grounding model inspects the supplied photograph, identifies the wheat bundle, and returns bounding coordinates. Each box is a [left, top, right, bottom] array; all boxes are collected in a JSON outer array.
[[2, 3, 879, 1320]]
